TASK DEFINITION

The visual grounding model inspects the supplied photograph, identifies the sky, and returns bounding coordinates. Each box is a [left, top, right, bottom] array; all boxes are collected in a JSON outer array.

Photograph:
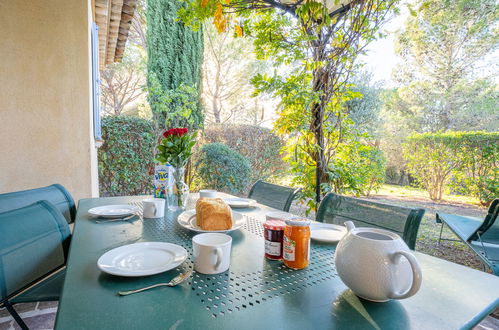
[[358, 3, 410, 88]]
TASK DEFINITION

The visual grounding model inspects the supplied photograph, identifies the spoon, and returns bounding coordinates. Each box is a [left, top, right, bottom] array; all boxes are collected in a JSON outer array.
[[118, 270, 193, 296], [95, 214, 137, 224]]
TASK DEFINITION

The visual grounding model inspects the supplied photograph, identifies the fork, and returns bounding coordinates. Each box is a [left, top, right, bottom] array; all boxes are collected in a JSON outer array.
[[118, 270, 193, 296]]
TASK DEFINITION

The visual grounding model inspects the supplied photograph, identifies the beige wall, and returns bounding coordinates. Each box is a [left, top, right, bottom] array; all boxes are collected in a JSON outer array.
[[0, 0, 99, 202]]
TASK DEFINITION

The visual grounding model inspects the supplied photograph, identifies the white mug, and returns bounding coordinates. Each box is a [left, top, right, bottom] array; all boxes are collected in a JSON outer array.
[[199, 189, 218, 198], [192, 233, 232, 274], [143, 198, 165, 218]]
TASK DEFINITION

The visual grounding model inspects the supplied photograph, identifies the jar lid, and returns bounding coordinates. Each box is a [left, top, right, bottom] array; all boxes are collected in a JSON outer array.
[[263, 219, 286, 230], [285, 217, 311, 227]]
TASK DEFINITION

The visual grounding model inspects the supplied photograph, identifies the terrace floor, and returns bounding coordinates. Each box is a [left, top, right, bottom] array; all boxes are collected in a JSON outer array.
[[1, 302, 498, 330]]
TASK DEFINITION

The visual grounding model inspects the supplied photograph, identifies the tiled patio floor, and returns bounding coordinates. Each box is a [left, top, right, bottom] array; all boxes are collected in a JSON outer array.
[[0, 302, 56, 330], [1, 302, 498, 330]]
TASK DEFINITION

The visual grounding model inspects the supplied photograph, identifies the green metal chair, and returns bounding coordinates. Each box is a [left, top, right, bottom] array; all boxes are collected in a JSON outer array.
[[0, 201, 71, 329], [316, 193, 425, 250], [436, 199, 499, 275], [248, 180, 301, 212], [0, 184, 76, 224]]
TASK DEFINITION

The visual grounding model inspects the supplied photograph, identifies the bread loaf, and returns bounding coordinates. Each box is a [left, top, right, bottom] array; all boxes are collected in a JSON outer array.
[[196, 198, 233, 231]]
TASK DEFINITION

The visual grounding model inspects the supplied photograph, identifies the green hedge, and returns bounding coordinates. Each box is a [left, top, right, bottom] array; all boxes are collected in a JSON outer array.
[[202, 124, 286, 182], [98, 116, 156, 196], [403, 131, 498, 204], [194, 143, 252, 194]]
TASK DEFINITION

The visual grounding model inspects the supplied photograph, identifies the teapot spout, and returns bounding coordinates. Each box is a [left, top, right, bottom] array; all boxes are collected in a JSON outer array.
[[345, 221, 355, 232]]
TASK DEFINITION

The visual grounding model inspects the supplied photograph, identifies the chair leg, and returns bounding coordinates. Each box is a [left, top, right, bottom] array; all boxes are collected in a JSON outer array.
[[438, 223, 444, 245], [4, 301, 29, 330]]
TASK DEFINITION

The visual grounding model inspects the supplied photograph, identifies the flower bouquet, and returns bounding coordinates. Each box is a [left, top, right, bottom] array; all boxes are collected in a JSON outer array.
[[156, 128, 196, 210]]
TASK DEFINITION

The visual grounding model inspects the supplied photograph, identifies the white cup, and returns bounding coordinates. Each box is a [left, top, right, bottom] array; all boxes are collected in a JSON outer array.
[[143, 198, 165, 218], [192, 233, 232, 274], [199, 189, 218, 198]]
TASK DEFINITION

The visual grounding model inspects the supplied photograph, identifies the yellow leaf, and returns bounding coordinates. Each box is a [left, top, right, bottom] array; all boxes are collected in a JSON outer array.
[[201, 0, 209, 7], [213, 3, 227, 33], [235, 25, 244, 37]]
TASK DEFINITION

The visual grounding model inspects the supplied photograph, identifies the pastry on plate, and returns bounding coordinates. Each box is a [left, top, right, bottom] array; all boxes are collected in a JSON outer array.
[[196, 198, 233, 231]]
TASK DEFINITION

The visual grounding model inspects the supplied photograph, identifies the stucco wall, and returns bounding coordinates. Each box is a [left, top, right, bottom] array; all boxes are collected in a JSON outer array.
[[0, 0, 98, 202]]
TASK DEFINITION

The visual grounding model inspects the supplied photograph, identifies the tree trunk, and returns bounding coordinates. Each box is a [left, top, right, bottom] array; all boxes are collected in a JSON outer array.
[[212, 97, 221, 123], [309, 35, 329, 207], [310, 67, 328, 207]]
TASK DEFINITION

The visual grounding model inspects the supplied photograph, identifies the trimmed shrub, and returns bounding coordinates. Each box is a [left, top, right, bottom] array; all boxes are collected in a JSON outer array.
[[357, 146, 386, 196], [202, 124, 286, 182], [194, 143, 251, 194], [403, 131, 498, 204], [98, 116, 156, 196]]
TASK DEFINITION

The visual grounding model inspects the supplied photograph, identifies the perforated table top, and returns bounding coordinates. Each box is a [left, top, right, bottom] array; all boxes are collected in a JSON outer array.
[[55, 195, 499, 330]]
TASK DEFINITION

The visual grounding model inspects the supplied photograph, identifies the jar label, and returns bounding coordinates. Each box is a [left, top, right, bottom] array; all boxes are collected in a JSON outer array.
[[265, 240, 281, 256], [283, 236, 295, 261]]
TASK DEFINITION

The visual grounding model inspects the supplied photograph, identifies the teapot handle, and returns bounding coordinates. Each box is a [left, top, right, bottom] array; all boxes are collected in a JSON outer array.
[[388, 250, 422, 300]]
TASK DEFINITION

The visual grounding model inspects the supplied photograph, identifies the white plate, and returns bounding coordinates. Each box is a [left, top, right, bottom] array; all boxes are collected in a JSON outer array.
[[177, 209, 246, 233], [224, 198, 257, 208], [88, 204, 139, 218], [97, 242, 187, 277], [310, 223, 347, 243]]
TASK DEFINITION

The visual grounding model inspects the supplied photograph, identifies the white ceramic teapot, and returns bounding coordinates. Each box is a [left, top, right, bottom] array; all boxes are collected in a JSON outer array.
[[334, 221, 422, 302]]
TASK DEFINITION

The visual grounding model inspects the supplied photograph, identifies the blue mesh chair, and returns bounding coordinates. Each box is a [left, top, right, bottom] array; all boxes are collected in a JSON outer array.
[[437, 199, 499, 275], [0, 201, 71, 329], [248, 180, 301, 212], [316, 193, 425, 250], [0, 184, 76, 224]]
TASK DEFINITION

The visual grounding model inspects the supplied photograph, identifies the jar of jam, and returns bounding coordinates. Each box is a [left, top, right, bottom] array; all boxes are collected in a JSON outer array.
[[283, 218, 311, 269], [263, 220, 286, 260]]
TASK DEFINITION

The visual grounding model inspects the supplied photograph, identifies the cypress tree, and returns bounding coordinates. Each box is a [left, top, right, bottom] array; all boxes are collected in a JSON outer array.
[[147, 0, 204, 130]]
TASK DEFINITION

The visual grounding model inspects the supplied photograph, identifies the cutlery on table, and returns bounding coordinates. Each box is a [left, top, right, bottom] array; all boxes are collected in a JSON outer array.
[[95, 214, 138, 224], [118, 271, 193, 296]]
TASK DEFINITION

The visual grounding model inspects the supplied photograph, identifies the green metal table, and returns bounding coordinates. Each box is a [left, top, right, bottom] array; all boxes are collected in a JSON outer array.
[[55, 196, 499, 330]]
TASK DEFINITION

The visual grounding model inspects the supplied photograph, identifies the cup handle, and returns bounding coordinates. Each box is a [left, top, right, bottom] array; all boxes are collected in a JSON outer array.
[[388, 250, 422, 300], [214, 248, 223, 271]]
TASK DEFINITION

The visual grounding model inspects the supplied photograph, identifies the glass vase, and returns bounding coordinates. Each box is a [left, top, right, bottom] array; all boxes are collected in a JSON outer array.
[[167, 166, 189, 211]]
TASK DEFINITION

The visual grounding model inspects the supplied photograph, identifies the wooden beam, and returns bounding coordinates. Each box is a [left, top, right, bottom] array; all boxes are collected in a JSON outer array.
[[114, 0, 137, 62], [94, 0, 110, 70], [94, 0, 137, 69], [105, 0, 124, 65]]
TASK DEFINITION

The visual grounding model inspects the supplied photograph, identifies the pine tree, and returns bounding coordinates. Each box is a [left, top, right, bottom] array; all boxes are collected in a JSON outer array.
[[147, 0, 204, 131]]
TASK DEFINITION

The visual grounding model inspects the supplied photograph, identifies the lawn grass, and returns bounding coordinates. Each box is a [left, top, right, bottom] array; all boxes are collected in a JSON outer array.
[[376, 184, 482, 206], [367, 184, 487, 270], [289, 183, 489, 272]]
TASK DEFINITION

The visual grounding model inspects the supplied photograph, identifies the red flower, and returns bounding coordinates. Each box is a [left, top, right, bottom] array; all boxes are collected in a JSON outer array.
[[163, 128, 189, 138]]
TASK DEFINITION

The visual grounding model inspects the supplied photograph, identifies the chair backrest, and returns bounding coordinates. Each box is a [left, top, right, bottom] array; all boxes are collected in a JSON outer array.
[[472, 199, 499, 244], [316, 193, 425, 250], [248, 180, 301, 212], [0, 200, 71, 302], [0, 184, 75, 224]]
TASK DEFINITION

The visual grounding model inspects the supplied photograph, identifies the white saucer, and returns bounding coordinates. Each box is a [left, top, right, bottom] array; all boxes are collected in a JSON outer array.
[[88, 204, 139, 218], [310, 223, 347, 243], [97, 242, 187, 277], [224, 198, 257, 208], [177, 209, 246, 233]]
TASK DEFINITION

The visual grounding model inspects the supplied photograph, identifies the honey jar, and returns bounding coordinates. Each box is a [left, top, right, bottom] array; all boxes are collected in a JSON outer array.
[[283, 218, 311, 269]]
